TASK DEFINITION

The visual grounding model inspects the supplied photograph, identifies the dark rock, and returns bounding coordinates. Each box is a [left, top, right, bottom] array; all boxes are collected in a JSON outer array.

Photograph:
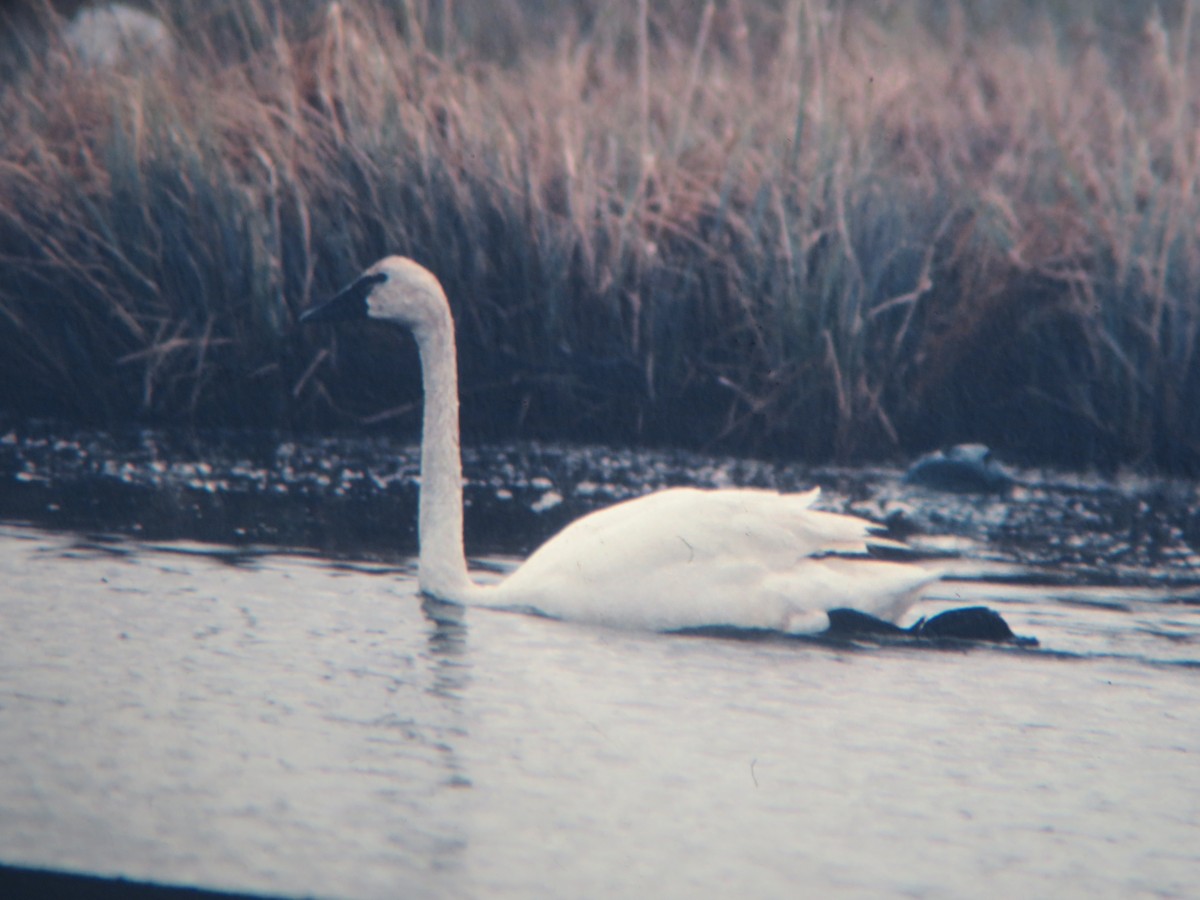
[[905, 444, 1013, 493]]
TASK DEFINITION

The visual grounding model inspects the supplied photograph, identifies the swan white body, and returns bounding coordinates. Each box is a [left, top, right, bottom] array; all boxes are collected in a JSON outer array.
[[301, 256, 936, 634]]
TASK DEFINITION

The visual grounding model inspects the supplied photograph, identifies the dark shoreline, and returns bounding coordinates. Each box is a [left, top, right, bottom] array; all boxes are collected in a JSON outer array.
[[0, 861, 288, 900], [3, 421, 1198, 590]]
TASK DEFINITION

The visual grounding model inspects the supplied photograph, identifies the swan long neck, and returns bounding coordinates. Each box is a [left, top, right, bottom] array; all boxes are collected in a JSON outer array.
[[413, 307, 472, 599]]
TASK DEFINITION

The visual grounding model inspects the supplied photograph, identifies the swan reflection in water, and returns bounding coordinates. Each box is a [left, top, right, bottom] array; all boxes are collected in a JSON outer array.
[[301, 256, 1023, 644]]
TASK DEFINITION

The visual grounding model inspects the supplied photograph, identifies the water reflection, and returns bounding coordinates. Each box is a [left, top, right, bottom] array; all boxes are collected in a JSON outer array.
[[419, 595, 474, 795], [1, 523, 1198, 898]]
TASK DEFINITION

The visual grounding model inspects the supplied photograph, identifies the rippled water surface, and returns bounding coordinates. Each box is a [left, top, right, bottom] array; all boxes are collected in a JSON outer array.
[[1, 427, 1198, 898]]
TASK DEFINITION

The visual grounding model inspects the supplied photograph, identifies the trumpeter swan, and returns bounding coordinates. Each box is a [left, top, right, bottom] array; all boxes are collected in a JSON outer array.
[[300, 256, 938, 635]]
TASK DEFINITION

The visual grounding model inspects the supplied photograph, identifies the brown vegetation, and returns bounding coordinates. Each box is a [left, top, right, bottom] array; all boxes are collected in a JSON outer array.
[[0, 1, 1197, 471]]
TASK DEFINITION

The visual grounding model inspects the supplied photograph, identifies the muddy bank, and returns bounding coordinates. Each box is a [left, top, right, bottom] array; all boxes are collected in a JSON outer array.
[[1, 422, 1197, 592]]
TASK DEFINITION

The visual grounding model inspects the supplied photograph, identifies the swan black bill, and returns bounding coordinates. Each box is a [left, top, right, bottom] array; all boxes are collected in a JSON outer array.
[[299, 272, 387, 324]]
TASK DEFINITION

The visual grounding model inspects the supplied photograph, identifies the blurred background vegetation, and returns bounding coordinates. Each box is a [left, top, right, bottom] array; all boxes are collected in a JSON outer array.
[[0, 0, 1197, 472]]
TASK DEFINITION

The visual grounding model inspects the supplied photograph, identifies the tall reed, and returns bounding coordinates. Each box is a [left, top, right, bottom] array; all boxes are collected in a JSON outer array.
[[0, 0, 1196, 472]]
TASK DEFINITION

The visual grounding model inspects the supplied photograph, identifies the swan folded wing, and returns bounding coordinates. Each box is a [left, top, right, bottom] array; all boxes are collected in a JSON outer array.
[[489, 487, 935, 633]]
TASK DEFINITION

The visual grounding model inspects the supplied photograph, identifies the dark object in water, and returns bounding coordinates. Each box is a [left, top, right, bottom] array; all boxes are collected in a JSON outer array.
[[825, 608, 908, 637], [827, 605, 1034, 645], [680, 605, 1035, 646], [909, 606, 1023, 643], [905, 444, 1013, 493]]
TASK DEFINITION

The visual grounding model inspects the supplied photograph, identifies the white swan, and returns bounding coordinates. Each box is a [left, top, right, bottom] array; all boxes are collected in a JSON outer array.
[[300, 256, 937, 634]]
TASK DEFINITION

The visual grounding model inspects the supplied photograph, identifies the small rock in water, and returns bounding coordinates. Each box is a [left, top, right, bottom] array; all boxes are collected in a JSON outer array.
[[904, 444, 1013, 493], [910, 606, 1027, 644], [530, 490, 563, 513], [825, 605, 1032, 646]]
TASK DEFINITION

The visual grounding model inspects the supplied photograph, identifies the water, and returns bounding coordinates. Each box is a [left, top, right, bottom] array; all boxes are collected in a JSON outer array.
[[1, 427, 1198, 898]]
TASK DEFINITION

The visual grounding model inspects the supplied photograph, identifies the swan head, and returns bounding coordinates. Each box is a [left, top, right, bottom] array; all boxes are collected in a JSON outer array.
[[300, 256, 449, 333]]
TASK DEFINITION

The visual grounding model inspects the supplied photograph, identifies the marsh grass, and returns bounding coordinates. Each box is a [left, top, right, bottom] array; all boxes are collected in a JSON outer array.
[[0, 0, 1198, 471]]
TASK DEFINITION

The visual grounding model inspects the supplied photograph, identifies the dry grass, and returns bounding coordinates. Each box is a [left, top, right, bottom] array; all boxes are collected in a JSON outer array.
[[0, 0, 1197, 471]]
